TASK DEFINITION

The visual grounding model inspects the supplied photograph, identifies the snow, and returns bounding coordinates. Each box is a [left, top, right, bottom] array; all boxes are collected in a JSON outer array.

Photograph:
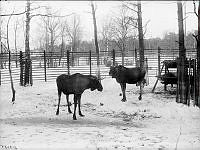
[[0, 77, 200, 149]]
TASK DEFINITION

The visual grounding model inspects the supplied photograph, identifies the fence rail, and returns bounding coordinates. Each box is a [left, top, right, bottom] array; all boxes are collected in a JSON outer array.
[[0, 48, 197, 85]]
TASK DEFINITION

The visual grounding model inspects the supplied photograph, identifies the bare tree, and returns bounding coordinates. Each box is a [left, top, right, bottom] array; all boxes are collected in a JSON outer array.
[[0, 3, 3, 69], [123, 1, 147, 68], [41, 7, 61, 67], [58, 19, 67, 66], [0, 3, 9, 69], [40, 6, 75, 67], [6, 12, 16, 103], [65, 14, 82, 66], [23, 0, 32, 86], [137, 1, 145, 68], [192, 0, 200, 107], [14, 18, 19, 67], [111, 3, 136, 65], [91, 1, 100, 79], [48, 17, 60, 67], [101, 16, 114, 53], [176, 1, 187, 104]]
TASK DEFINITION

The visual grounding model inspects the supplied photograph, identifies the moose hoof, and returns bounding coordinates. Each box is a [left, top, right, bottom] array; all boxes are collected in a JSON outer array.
[[68, 110, 72, 114], [119, 93, 122, 96], [121, 99, 127, 102], [73, 116, 77, 120], [56, 111, 59, 115], [138, 96, 142, 100]]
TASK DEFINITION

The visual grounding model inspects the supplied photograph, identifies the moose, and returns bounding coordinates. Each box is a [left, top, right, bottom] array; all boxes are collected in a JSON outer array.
[[109, 65, 146, 102], [159, 72, 195, 99], [56, 73, 103, 120], [159, 72, 177, 87]]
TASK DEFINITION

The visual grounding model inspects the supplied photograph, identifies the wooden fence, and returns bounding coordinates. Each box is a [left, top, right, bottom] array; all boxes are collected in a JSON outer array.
[[0, 48, 197, 85]]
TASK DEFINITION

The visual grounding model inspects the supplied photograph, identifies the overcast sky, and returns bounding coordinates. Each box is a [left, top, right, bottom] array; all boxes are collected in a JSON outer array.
[[0, 1, 198, 50]]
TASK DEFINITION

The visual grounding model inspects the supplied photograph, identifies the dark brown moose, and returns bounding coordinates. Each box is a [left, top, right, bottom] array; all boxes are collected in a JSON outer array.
[[109, 65, 146, 102], [56, 73, 103, 120]]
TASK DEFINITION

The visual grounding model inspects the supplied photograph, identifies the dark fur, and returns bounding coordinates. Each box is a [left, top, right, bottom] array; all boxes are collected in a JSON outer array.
[[159, 72, 194, 99], [109, 65, 146, 102], [159, 72, 177, 87], [56, 73, 103, 120]]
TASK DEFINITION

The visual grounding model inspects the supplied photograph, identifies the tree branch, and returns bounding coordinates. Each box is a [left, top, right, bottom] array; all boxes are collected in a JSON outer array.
[[6, 11, 14, 51], [123, 3, 138, 13], [192, 33, 198, 42], [0, 6, 43, 17], [193, 0, 198, 17], [1, 11, 27, 17], [30, 13, 74, 19]]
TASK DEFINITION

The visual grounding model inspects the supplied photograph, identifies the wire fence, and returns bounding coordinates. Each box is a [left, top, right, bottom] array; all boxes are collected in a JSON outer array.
[[0, 48, 197, 85]]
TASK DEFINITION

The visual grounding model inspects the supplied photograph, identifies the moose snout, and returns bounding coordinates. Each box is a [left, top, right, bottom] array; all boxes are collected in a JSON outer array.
[[98, 86, 103, 92]]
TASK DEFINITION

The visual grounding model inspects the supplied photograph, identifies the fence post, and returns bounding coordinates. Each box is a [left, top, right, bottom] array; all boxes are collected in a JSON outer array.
[[187, 58, 191, 106], [193, 59, 197, 106], [15, 52, 18, 68], [9, 51, 11, 68], [164, 62, 167, 91], [30, 60, 33, 86], [112, 49, 115, 66], [44, 50, 47, 82], [145, 57, 149, 86], [67, 50, 70, 75], [0, 67, 1, 85], [176, 57, 181, 103], [24, 58, 29, 86], [89, 50, 92, 75], [19, 51, 23, 86], [158, 47, 161, 76]]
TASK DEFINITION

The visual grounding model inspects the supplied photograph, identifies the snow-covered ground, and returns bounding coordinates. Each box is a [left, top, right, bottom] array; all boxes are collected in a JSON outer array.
[[0, 77, 200, 149]]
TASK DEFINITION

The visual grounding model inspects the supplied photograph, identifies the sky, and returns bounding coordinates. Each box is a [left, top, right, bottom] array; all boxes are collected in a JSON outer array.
[[0, 1, 198, 50]]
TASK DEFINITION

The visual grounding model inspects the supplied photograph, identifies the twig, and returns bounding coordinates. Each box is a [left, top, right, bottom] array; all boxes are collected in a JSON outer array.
[[0, 6, 42, 17], [192, 34, 198, 42], [193, 0, 198, 17]]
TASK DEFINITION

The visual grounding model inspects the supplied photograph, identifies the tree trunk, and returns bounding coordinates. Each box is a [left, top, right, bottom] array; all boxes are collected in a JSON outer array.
[[14, 21, 18, 68], [45, 18, 49, 52], [7, 14, 16, 103], [137, 0, 145, 68], [9, 51, 16, 103], [59, 36, 64, 66], [122, 39, 125, 65], [196, 0, 200, 107], [0, 3, 2, 69], [71, 39, 76, 66], [50, 30, 54, 67], [24, 0, 31, 86], [25, 0, 30, 60], [177, 1, 187, 104], [91, 1, 100, 79], [137, 0, 145, 100]]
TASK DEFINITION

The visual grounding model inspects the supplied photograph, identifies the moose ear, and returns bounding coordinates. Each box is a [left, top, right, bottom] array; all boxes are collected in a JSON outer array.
[[90, 75, 98, 80]]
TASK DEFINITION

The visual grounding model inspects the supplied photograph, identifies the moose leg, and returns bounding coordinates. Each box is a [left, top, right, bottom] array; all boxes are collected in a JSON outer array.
[[139, 82, 143, 100], [120, 83, 127, 102], [56, 90, 61, 115], [73, 94, 78, 120], [66, 94, 72, 113], [77, 94, 84, 117]]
